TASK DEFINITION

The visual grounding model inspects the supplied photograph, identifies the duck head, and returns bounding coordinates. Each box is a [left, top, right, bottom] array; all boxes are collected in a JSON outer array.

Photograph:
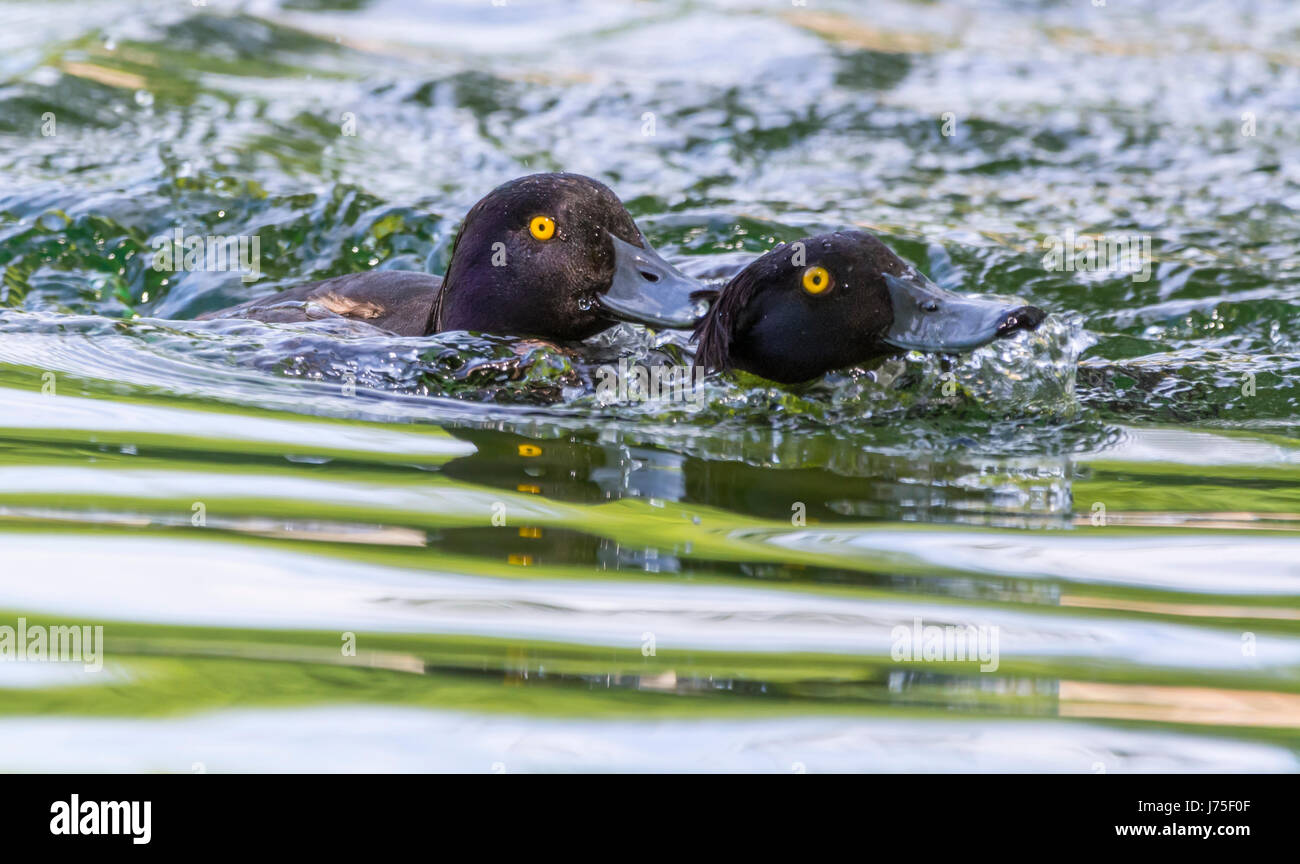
[[693, 230, 1046, 384], [431, 173, 705, 340]]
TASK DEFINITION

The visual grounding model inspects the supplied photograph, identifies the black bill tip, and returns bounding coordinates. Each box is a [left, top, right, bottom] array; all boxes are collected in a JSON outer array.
[[995, 305, 1047, 340]]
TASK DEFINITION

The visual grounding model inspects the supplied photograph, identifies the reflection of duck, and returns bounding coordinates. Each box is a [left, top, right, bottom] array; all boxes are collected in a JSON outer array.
[[199, 174, 706, 340], [683, 451, 1072, 527], [441, 428, 685, 504], [439, 428, 1071, 528], [433, 428, 690, 573], [694, 230, 1045, 384]]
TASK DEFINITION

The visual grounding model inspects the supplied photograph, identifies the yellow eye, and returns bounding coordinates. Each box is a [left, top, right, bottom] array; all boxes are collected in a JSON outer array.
[[529, 215, 556, 241], [802, 265, 832, 295]]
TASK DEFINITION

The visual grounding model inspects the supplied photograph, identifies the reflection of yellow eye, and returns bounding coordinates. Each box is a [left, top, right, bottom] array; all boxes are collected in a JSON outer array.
[[802, 265, 832, 295], [529, 215, 555, 241]]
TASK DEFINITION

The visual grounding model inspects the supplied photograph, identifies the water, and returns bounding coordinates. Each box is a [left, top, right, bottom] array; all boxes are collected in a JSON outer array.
[[1, 0, 1298, 772]]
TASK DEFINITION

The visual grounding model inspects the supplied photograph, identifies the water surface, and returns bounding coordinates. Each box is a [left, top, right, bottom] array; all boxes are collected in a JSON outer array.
[[1, 0, 1298, 772]]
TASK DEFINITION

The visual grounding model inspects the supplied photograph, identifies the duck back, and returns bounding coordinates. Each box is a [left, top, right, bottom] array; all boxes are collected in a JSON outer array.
[[196, 271, 442, 337]]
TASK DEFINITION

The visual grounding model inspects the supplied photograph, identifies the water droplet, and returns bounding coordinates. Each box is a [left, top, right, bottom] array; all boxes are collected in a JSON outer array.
[[134, 90, 154, 108]]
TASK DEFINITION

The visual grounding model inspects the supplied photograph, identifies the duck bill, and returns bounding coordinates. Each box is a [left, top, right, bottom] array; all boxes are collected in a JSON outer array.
[[881, 270, 1046, 353], [599, 234, 707, 329]]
